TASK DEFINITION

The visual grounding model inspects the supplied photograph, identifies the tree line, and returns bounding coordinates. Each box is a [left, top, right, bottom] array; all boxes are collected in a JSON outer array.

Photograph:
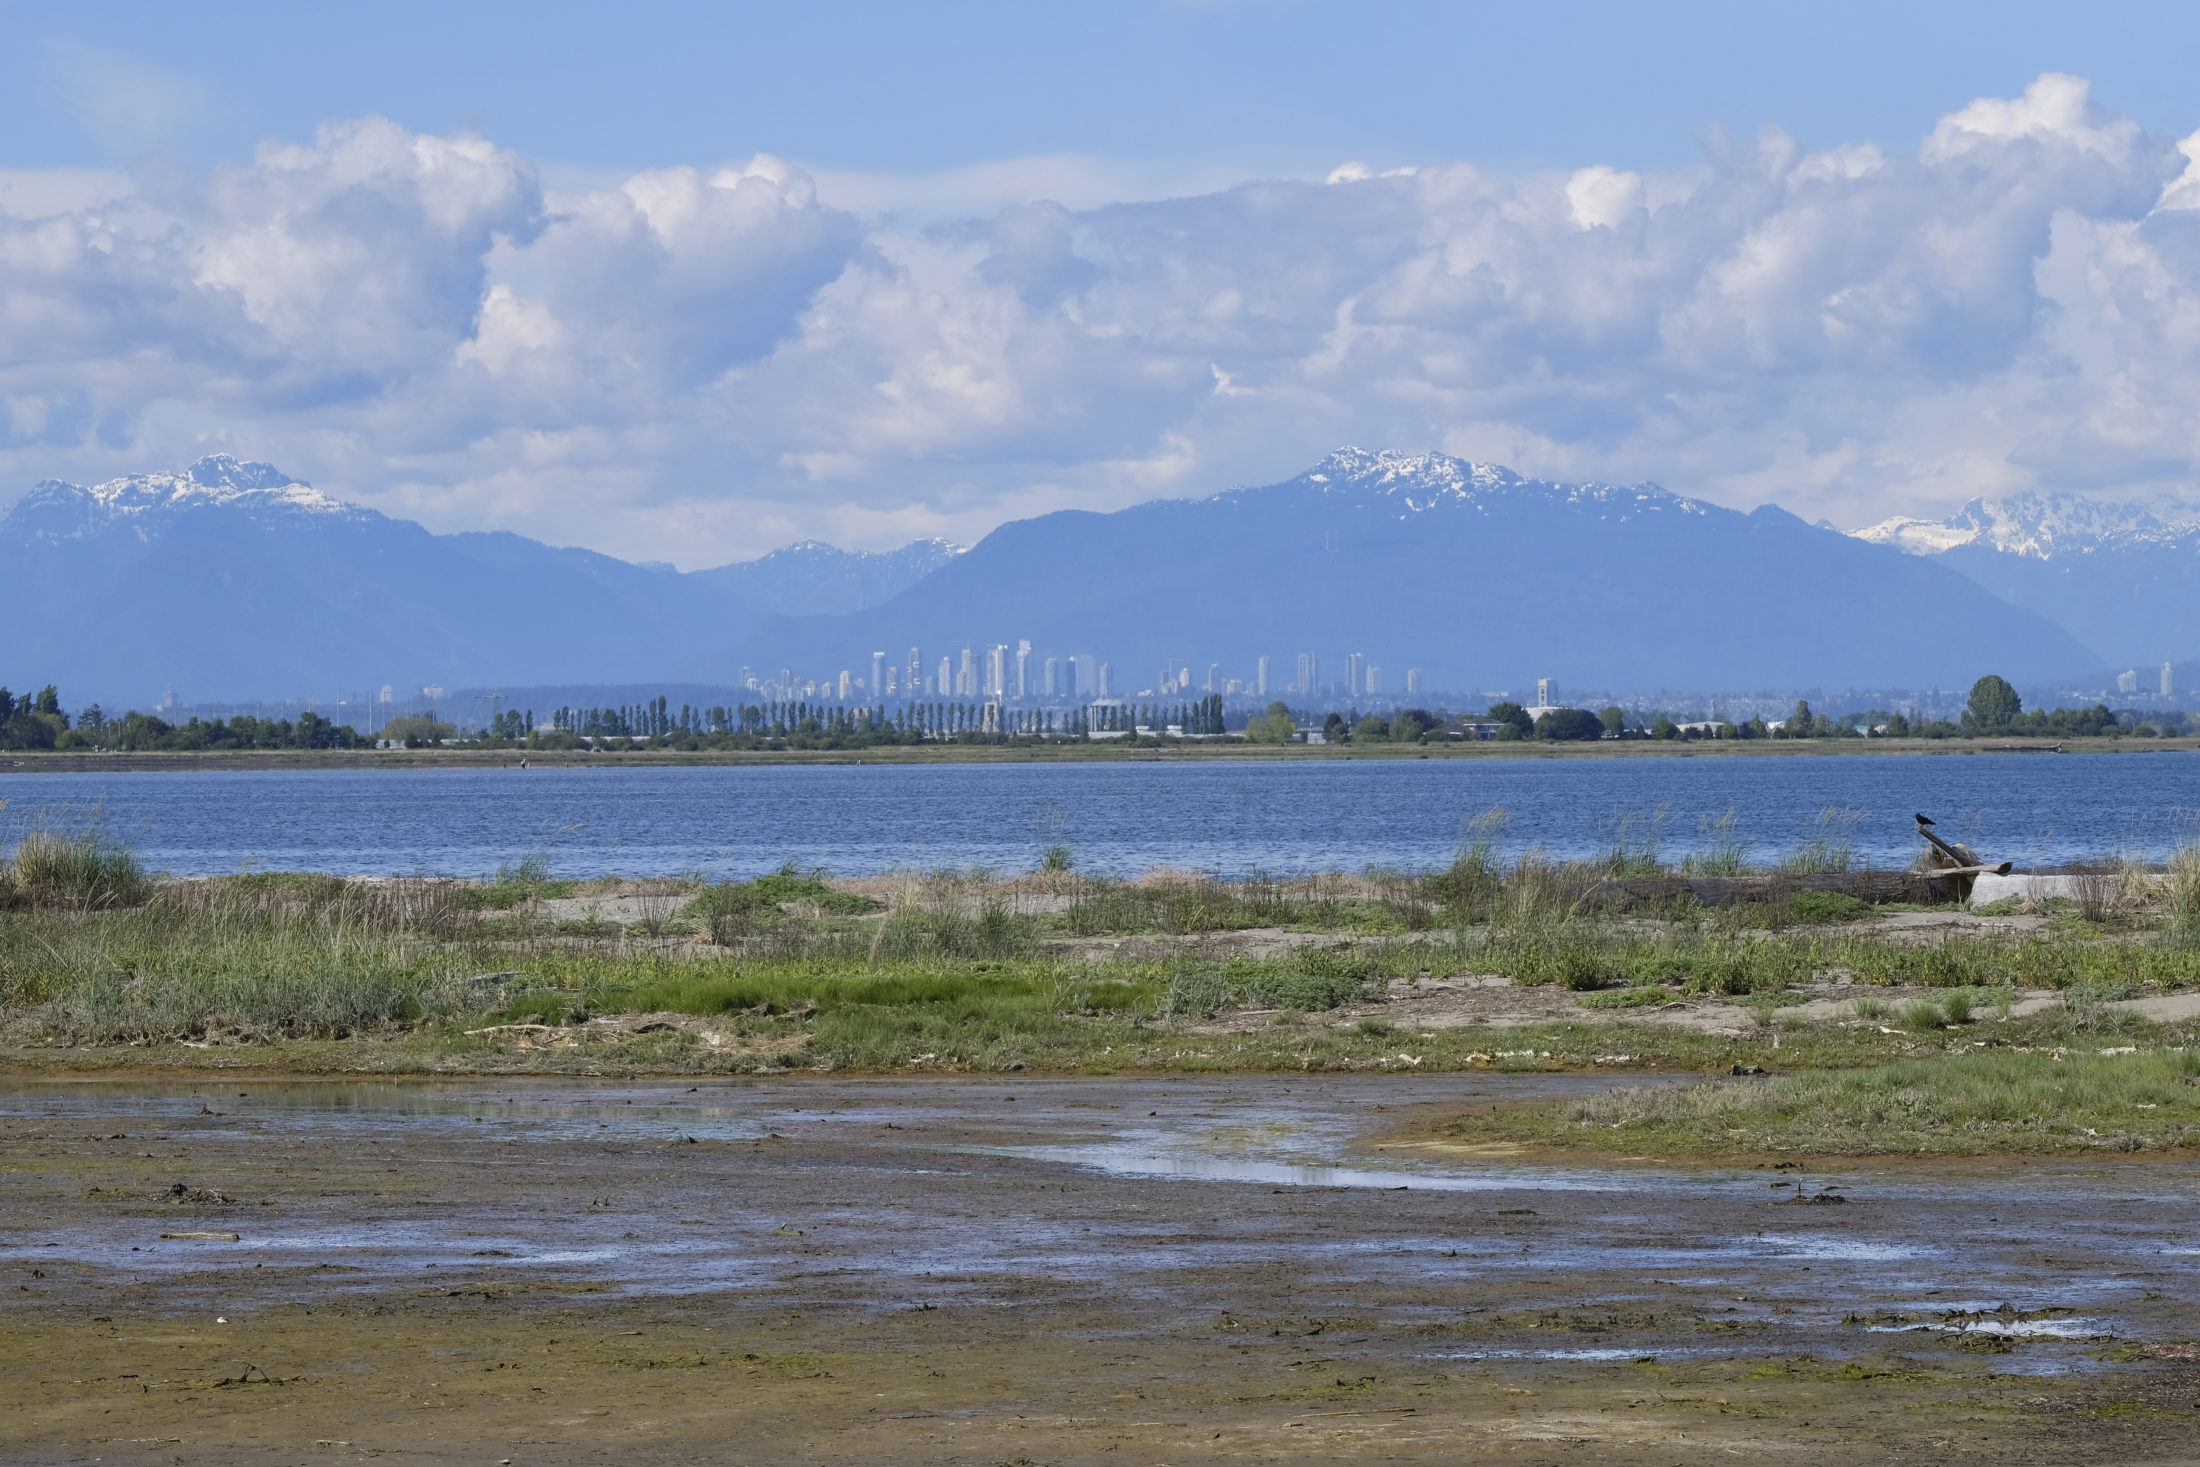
[[0, 686, 365, 751], [0, 676, 2177, 753], [522, 694, 1232, 750]]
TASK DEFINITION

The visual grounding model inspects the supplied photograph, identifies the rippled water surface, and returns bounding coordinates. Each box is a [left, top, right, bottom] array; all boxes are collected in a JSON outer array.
[[4, 752, 2198, 877]]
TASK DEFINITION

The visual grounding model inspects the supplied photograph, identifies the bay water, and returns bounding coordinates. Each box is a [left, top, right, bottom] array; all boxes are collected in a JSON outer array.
[[5, 751, 2198, 879]]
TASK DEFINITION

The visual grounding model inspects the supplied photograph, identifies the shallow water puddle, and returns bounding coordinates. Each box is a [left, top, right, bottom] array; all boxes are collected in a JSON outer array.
[[4, 1073, 2195, 1372]]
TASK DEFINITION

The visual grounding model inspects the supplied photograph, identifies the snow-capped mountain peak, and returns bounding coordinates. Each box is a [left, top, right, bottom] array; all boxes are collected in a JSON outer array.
[[1853, 490, 2195, 559], [1267, 446, 1707, 523], [3, 456, 361, 547], [84, 455, 346, 516]]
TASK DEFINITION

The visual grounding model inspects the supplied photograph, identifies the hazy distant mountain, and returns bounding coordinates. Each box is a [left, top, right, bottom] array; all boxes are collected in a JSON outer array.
[[690, 538, 962, 612], [5, 450, 2113, 706], [0, 456, 958, 703], [735, 449, 2099, 694], [1852, 492, 2200, 668]]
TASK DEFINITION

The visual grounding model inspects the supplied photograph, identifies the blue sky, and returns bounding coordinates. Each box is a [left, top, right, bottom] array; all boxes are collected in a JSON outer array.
[[5, 3, 2200, 564], [8, 2, 2198, 178]]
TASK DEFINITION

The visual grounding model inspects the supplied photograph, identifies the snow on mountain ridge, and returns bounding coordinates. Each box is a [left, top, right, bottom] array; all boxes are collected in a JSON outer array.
[[1237, 447, 1708, 522], [1854, 490, 2199, 559], [3, 456, 360, 545], [84, 455, 348, 517], [751, 535, 966, 568]]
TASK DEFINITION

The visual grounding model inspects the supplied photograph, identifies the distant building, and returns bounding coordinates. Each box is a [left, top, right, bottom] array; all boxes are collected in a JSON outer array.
[[907, 646, 922, 695], [1405, 668, 1422, 696], [838, 670, 852, 700], [985, 644, 1006, 698], [937, 656, 952, 697], [1074, 653, 1096, 698], [959, 647, 979, 697], [1346, 652, 1365, 697], [1366, 665, 1381, 696], [1016, 641, 1031, 698], [1098, 661, 1113, 698], [2164, 662, 2176, 697], [1043, 656, 1059, 696], [1537, 676, 1557, 707], [1257, 656, 1271, 696], [872, 652, 885, 696], [2118, 669, 2139, 694]]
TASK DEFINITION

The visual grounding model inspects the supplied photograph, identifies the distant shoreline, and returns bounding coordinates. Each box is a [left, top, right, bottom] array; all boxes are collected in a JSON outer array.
[[3, 736, 2190, 774]]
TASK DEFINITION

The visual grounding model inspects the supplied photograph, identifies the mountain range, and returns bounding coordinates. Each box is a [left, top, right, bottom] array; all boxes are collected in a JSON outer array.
[[738, 449, 2094, 694], [1853, 494, 2200, 671], [0, 456, 957, 702], [6, 448, 2176, 706]]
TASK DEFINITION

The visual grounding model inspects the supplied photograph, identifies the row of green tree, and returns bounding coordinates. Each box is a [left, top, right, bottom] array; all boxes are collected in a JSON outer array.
[[0, 687, 366, 751], [1, 676, 2180, 754], [512, 694, 1233, 750], [1636, 678, 2140, 742]]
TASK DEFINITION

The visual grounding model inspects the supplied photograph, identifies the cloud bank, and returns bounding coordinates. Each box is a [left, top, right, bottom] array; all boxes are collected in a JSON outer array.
[[6, 75, 2200, 565]]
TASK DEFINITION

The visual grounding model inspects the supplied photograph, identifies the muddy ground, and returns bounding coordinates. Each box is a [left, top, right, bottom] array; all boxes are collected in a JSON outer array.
[[4, 1075, 2198, 1465]]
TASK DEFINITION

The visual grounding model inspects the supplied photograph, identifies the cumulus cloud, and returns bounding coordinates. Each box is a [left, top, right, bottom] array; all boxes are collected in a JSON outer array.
[[8, 75, 2200, 563]]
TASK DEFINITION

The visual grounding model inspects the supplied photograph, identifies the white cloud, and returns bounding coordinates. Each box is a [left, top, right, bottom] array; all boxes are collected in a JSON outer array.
[[1565, 165, 1644, 230], [1922, 73, 2139, 163], [9, 76, 2200, 563]]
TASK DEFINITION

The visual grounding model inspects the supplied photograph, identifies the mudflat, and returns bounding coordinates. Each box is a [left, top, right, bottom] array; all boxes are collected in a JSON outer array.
[[5, 1074, 2196, 1464]]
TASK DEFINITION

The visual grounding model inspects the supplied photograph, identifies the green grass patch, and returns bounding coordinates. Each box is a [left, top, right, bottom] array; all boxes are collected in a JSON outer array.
[[1576, 986, 1678, 1009], [1789, 891, 1873, 924], [1454, 1049, 2200, 1156]]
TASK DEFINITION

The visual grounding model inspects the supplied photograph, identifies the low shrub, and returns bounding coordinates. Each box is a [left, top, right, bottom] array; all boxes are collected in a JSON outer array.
[[1790, 890, 1872, 924]]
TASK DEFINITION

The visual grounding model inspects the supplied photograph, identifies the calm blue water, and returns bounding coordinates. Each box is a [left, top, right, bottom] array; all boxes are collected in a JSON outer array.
[[3, 753, 2197, 878]]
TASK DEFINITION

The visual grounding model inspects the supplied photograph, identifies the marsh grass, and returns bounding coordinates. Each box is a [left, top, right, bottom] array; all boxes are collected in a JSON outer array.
[[876, 879, 1035, 959], [1426, 809, 1508, 919], [2072, 865, 2123, 924], [2167, 844, 2200, 944], [1902, 999, 1947, 1030], [0, 807, 148, 911], [1058, 871, 1367, 937], [1784, 807, 1861, 875], [1476, 1049, 2200, 1156], [1679, 809, 1748, 878], [1595, 806, 1670, 877], [1157, 951, 1379, 1018], [689, 867, 884, 947]]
